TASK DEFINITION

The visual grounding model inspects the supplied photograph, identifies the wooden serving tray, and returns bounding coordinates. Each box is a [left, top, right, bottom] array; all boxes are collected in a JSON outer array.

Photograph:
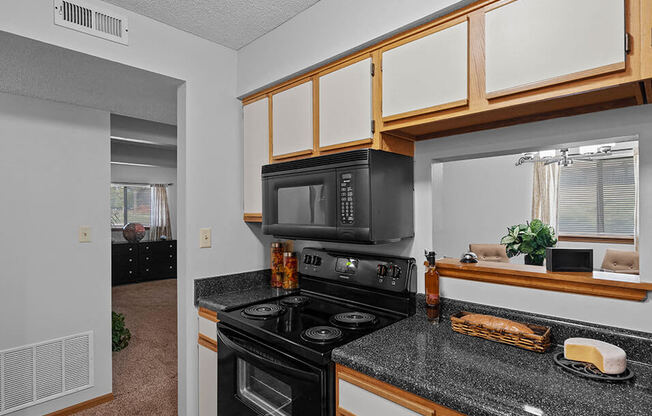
[[450, 311, 551, 353]]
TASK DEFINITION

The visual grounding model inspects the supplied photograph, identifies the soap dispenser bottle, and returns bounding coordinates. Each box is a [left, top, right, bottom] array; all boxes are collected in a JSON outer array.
[[424, 250, 440, 323]]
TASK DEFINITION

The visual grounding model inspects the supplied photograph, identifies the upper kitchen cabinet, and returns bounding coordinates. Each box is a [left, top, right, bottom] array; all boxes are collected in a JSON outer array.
[[381, 19, 468, 120], [243, 97, 269, 221], [485, 0, 626, 99], [318, 57, 373, 151], [271, 80, 314, 160]]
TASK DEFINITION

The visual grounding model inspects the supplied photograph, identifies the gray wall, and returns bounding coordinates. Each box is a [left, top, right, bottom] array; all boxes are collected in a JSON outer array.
[[0, 92, 112, 415]]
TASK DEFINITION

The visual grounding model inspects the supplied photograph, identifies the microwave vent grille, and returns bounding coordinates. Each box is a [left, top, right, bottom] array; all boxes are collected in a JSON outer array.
[[263, 149, 370, 174]]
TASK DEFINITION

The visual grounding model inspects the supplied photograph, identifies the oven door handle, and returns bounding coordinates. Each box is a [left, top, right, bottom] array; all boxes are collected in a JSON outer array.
[[217, 328, 319, 382]]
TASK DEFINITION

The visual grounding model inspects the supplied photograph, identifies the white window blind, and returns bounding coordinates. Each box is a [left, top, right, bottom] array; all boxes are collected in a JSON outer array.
[[558, 157, 635, 236]]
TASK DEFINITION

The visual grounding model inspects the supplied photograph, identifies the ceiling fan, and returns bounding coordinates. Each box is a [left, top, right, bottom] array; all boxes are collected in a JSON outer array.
[[515, 145, 613, 167]]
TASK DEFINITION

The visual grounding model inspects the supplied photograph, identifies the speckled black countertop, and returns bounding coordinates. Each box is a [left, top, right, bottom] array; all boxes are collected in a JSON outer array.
[[332, 296, 652, 416], [194, 269, 296, 311]]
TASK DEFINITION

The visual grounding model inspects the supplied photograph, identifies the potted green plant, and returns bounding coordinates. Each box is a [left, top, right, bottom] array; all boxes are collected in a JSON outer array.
[[500, 219, 557, 266], [112, 311, 131, 352]]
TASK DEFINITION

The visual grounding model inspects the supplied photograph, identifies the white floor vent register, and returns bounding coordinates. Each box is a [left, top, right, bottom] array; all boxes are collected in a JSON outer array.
[[0, 332, 93, 415], [54, 0, 129, 45]]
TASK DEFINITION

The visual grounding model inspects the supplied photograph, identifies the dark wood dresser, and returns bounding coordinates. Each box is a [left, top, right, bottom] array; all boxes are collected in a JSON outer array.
[[111, 240, 176, 286]]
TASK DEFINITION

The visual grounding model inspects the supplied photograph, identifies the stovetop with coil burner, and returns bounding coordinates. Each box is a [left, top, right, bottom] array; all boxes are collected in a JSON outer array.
[[217, 247, 417, 365]]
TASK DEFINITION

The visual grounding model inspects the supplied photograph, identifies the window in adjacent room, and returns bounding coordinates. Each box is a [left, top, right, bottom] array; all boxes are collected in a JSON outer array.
[[111, 184, 151, 228], [557, 154, 636, 238]]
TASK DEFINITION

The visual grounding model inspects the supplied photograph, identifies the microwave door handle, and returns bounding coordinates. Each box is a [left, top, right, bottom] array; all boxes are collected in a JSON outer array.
[[217, 328, 319, 382]]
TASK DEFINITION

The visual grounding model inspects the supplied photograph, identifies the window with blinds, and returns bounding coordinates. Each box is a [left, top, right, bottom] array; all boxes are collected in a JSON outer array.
[[557, 156, 635, 236]]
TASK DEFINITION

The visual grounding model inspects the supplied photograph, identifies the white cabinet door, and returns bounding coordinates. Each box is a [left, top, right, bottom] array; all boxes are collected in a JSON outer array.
[[338, 379, 422, 416], [243, 98, 268, 214], [272, 81, 313, 157], [485, 0, 625, 95], [319, 58, 372, 148], [382, 21, 468, 118], [198, 344, 217, 416]]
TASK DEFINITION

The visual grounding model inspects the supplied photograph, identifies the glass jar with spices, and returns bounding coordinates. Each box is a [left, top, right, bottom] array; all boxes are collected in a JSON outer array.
[[270, 242, 284, 288], [282, 252, 299, 290]]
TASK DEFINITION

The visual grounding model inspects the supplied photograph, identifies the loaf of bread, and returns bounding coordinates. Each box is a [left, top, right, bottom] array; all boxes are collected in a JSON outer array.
[[460, 313, 534, 334]]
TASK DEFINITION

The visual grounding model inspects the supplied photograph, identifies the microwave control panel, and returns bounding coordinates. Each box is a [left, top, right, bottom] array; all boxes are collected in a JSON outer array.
[[339, 172, 354, 224]]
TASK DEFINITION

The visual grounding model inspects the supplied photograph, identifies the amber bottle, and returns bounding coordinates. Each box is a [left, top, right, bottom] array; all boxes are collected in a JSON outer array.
[[424, 250, 440, 323]]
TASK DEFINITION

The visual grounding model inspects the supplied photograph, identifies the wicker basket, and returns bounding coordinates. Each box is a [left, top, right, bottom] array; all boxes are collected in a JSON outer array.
[[450, 311, 551, 353]]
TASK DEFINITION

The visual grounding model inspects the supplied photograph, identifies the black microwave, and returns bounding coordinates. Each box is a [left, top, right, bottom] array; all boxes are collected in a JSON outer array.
[[262, 149, 414, 244]]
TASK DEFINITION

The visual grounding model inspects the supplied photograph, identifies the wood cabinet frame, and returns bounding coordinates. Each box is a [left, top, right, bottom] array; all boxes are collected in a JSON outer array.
[[336, 364, 465, 416], [268, 77, 315, 161], [435, 258, 652, 301], [379, 14, 470, 123], [242, 0, 647, 149], [316, 53, 375, 153], [482, 0, 630, 100]]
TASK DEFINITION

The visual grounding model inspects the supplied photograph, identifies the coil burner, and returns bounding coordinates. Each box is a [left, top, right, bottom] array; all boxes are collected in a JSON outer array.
[[553, 352, 634, 383], [301, 326, 343, 343], [280, 295, 310, 307], [329, 312, 377, 329], [242, 304, 286, 319]]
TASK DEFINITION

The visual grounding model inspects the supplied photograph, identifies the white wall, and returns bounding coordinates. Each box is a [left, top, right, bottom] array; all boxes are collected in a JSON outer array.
[[433, 154, 533, 263], [412, 104, 652, 333], [0, 92, 111, 415], [0, 1, 269, 414], [237, 0, 469, 96]]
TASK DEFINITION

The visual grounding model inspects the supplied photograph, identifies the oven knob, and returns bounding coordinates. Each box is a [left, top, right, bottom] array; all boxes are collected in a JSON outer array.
[[391, 265, 402, 278], [303, 254, 313, 264], [376, 264, 388, 277], [312, 256, 322, 266]]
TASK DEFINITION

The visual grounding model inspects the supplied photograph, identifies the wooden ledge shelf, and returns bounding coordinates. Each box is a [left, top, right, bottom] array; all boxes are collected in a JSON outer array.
[[435, 257, 652, 301]]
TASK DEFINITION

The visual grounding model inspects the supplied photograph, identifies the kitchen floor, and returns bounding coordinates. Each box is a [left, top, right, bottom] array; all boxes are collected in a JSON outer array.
[[78, 279, 178, 415]]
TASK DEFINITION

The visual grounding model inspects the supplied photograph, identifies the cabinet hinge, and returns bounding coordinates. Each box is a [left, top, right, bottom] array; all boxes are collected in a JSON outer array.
[[371, 62, 375, 77], [371, 120, 376, 134], [625, 32, 631, 54]]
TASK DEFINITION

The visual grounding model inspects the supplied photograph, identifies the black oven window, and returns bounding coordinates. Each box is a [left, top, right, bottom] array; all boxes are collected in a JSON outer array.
[[277, 185, 327, 225], [237, 359, 292, 415]]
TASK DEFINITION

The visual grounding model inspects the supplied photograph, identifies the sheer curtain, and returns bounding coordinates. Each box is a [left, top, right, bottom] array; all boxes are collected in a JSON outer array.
[[150, 184, 172, 240], [532, 162, 560, 230]]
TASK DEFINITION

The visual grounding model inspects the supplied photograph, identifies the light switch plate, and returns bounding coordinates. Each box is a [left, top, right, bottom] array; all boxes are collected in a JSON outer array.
[[79, 226, 91, 243], [199, 228, 211, 248]]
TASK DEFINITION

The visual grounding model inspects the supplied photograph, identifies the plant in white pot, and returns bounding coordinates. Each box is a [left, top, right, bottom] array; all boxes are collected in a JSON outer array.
[[500, 219, 557, 266]]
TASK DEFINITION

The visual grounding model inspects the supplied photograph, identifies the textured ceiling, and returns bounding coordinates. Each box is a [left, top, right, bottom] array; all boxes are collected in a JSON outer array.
[[102, 0, 321, 49]]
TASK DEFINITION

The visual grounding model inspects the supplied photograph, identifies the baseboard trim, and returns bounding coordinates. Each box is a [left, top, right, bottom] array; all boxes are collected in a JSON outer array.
[[44, 393, 114, 416]]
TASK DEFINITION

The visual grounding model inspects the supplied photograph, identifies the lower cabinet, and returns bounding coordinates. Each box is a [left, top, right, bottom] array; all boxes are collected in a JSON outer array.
[[336, 365, 465, 416], [198, 308, 219, 416]]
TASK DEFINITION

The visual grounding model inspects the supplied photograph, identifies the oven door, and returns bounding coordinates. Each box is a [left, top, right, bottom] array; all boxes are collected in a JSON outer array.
[[262, 170, 338, 241], [217, 325, 330, 416]]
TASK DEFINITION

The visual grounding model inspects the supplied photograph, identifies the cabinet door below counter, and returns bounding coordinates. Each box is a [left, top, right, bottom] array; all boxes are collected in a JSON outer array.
[[336, 364, 465, 416]]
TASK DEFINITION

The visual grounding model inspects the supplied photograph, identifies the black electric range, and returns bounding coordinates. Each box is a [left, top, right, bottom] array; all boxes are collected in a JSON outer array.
[[216, 247, 417, 416]]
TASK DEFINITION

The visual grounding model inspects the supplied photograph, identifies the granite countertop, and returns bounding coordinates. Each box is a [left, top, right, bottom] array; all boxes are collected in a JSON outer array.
[[194, 269, 296, 312], [332, 296, 652, 416]]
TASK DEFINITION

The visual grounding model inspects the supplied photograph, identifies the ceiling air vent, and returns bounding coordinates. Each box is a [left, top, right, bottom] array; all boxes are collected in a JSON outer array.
[[54, 0, 129, 45], [0, 332, 94, 415]]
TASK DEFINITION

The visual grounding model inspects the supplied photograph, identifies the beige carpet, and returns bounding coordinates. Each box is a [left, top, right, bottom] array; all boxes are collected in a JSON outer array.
[[78, 279, 178, 415]]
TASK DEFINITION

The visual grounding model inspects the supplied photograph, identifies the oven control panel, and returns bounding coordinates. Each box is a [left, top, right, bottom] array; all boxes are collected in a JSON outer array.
[[300, 247, 416, 294], [339, 172, 354, 224]]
